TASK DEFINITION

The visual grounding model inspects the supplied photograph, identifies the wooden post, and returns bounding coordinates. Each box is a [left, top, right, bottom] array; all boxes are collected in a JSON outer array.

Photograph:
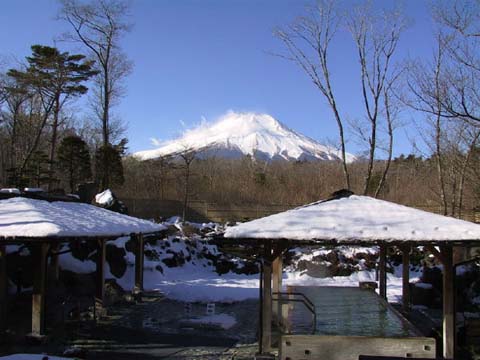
[[95, 239, 106, 311], [272, 254, 283, 323], [258, 261, 263, 355], [402, 245, 410, 312], [379, 245, 387, 300], [32, 242, 48, 336], [134, 233, 144, 295], [49, 243, 60, 282], [0, 245, 7, 332], [261, 241, 273, 354], [442, 245, 455, 360]]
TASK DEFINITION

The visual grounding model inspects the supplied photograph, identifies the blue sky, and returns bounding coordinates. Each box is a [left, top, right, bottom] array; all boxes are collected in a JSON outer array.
[[0, 0, 435, 156]]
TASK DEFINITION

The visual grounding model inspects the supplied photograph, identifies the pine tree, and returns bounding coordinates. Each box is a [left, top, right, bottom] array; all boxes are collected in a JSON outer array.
[[7, 45, 98, 188], [23, 150, 56, 188], [57, 135, 92, 192], [95, 140, 126, 190]]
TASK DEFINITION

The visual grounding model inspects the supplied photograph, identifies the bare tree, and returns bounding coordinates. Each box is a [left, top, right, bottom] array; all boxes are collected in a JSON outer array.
[[59, 0, 133, 188], [455, 125, 480, 217], [274, 0, 351, 189], [275, 1, 406, 194], [348, 4, 405, 195], [178, 148, 197, 223], [1, 77, 31, 171], [373, 77, 399, 198], [431, 0, 480, 124], [406, 34, 450, 215]]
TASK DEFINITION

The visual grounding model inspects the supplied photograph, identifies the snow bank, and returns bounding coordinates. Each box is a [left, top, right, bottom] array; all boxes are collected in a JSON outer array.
[[23, 188, 44, 193], [0, 197, 165, 238], [59, 252, 96, 274], [0, 188, 20, 194], [225, 195, 480, 242], [111, 250, 259, 303]]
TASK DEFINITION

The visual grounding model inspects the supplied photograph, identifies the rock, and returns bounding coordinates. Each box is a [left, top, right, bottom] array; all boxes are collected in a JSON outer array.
[[106, 244, 127, 278], [182, 223, 201, 236], [105, 279, 125, 305], [326, 251, 339, 265], [410, 282, 434, 307], [421, 267, 443, 293]]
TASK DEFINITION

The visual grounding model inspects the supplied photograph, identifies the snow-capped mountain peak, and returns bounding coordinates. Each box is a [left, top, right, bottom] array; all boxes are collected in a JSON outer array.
[[134, 111, 355, 162]]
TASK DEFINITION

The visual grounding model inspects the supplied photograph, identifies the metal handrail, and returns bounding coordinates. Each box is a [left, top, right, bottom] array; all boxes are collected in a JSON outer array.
[[274, 291, 315, 310], [273, 292, 317, 334]]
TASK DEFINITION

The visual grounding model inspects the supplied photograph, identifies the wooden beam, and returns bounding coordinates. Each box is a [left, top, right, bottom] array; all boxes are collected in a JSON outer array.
[[261, 241, 273, 354], [32, 243, 48, 336], [134, 234, 144, 295], [95, 239, 106, 311], [0, 245, 7, 332], [272, 254, 283, 323], [379, 245, 387, 300], [441, 245, 455, 359], [401, 245, 410, 312]]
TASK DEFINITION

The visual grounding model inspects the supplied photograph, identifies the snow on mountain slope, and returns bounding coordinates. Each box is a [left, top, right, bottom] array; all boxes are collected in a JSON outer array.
[[134, 111, 356, 162]]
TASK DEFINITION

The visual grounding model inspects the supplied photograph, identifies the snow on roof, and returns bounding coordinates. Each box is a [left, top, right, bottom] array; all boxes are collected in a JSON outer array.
[[0, 188, 20, 194], [95, 189, 115, 206], [224, 195, 480, 243], [0, 197, 165, 239]]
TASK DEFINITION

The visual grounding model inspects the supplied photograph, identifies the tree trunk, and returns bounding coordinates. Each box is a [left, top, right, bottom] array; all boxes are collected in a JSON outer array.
[[330, 99, 350, 189], [48, 95, 61, 191], [374, 91, 394, 198], [363, 123, 377, 195], [182, 164, 190, 223], [457, 130, 480, 218], [435, 115, 448, 215], [19, 97, 55, 175], [102, 63, 110, 190]]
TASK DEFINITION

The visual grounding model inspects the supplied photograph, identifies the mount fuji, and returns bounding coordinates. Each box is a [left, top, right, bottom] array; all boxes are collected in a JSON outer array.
[[134, 111, 356, 162]]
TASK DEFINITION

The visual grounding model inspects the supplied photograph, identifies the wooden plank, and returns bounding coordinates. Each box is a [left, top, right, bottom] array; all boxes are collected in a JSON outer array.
[[379, 245, 387, 300], [441, 245, 455, 360], [272, 255, 283, 323], [95, 239, 106, 310], [261, 241, 273, 354], [402, 245, 410, 312], [279, 335, 436, 360], [134, 233, 144, 294], [32, 242, 48, 335], [0, 245, 7, 331]]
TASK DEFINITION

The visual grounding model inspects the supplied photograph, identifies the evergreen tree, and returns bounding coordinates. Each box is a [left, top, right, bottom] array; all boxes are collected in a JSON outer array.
[[95, 140, 126, 189], [8, 45, 98, 188], [23, 150, 56, 188], [57, 135, 92, 192]]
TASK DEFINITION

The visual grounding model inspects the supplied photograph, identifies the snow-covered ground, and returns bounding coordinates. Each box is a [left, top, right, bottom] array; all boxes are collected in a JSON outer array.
[[51, 215, 426, 304], [118, 266, 418, 304], [55, 216, 421, 304]]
